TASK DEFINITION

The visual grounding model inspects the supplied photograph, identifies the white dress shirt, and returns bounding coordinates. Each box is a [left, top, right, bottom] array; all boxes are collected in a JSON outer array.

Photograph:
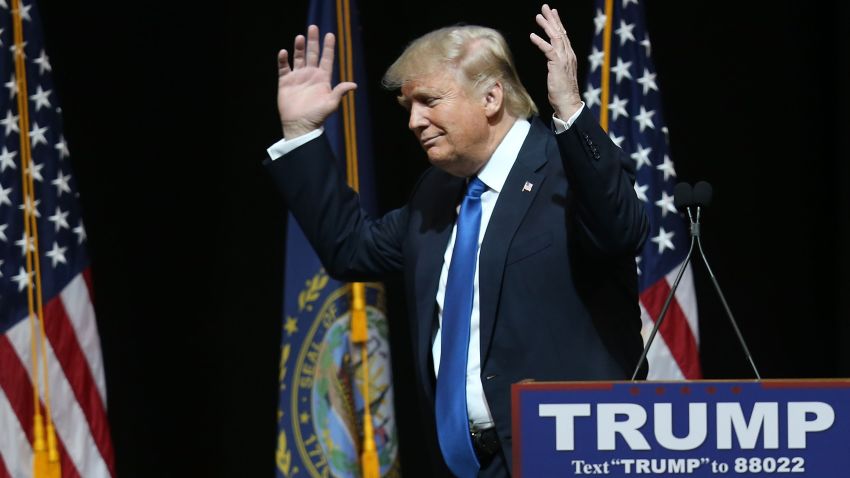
[[431, 118, 530, 429], [268, 104, 585, 430], [433, 107, 584, 429]]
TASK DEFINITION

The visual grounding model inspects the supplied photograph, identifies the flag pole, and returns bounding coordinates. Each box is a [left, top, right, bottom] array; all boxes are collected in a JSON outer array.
[[335, 0, 380, 476], [599, 0, 614, 132]]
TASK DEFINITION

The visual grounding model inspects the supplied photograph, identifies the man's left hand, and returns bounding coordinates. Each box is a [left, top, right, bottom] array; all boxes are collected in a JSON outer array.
[[530, 4, 583, 120]]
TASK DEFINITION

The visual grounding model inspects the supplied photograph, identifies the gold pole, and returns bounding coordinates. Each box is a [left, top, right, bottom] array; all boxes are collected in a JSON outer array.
[[599, 0, 614, 132], [335, 0, 379, 476]]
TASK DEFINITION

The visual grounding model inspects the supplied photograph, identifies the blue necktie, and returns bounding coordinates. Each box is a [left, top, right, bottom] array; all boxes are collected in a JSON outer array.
[[436, 177, 488, 478]]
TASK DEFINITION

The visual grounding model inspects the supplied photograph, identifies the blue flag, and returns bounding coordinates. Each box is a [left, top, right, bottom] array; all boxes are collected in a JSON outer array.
[[274, 1, 400, 477], [584, 0, 701, 379]]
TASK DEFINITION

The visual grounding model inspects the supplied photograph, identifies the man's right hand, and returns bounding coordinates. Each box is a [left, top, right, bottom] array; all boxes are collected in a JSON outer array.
[[278, 25, 357, 139]]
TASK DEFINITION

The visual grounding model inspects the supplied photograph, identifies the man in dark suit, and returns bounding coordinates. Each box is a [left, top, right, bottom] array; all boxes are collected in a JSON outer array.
[[268, 5, 648, 477]]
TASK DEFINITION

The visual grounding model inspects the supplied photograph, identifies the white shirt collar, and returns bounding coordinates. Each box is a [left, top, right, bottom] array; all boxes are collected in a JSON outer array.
[[475, 119, 531, 193]]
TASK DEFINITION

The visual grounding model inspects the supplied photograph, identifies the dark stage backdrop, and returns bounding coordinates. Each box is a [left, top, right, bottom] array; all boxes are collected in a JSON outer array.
[[33, 1, 850, 476]]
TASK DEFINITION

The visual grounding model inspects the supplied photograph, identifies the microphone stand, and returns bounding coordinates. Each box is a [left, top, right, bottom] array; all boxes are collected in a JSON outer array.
[[631, 208, 697, 381], [690, 206, 761, 380], [632, 205, 762, 380]]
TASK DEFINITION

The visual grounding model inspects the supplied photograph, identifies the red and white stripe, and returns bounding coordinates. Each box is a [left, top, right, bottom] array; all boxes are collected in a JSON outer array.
[[0, 269, 115, 478], [640, 261, 702, 380]]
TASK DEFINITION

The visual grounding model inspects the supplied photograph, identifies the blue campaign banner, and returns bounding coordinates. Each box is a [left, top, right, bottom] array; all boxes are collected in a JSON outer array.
[[512, 380, 850, 477]]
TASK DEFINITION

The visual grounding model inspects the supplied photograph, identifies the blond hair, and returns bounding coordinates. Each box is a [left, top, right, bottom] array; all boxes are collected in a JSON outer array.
[[382, 25, 538, 117]]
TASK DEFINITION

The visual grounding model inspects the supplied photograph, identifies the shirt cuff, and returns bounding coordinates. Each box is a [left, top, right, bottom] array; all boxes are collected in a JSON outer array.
[[266, 128, 324, 160], [552, 102, 586, 134]]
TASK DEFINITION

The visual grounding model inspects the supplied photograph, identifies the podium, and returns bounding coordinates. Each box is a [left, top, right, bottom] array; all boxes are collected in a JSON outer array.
[[512, 380, 850, 477]]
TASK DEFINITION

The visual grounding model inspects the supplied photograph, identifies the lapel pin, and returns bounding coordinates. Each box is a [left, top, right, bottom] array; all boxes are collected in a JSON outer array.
[[522, 181, 534, 192]]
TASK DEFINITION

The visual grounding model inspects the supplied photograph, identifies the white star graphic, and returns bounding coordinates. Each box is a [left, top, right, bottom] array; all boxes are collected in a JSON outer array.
[[29, 122, 48, 147], [583, 85, 601, 108], [46, 242, 68, 267], [0, 146, 17, 172], [615, 20, 636, 46], [655, 191, 677, 217], [609, 132, 625, 148], [18, 196, 40, 218], [640, 36, 652, 57], [0, 183, 11, 207], [52, 171, 72, 196], [635, 255, 642, 275], [34, 49, 52, 74], [29, 86, 52, 111], [651, 227, 675, 254], [588, 46, 605, 73], [608, 95, 629, 121], [0, 1, 7, 9], [12, 266, 33, 292], [25, 160, 43, 182], [630, 144, 652, 170], [634, 106, 656, 132], [3, 74, 17, 100], [637, 68, 659, 95], [634, 182, 649, 202], [48, 206, 70, 232], [16, 234, 35, 256], [0, 259, 3, 278], [1, 110, 19, 136], [623, 0, 639, 7], [0, 223, 7, 242], [656, 155, 676, 181], [55, 135, 70, 158], [594, 9, 607, 35], [74, 220, 87, 244], [19, 3, 31, 21], [610, 58, 633, 84], [0, 28, 3, 47]]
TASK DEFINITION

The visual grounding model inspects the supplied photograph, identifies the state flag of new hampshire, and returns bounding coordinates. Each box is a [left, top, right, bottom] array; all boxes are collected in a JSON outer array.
[[274, 1, 401, 477]]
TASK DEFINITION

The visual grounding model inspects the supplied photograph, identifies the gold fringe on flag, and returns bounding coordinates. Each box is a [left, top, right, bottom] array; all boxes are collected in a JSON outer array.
[[11, 0, 61, 476]]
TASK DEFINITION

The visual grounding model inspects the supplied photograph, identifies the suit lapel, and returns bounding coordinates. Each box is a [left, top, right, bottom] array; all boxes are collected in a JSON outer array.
[[478, 118, 551, 366]]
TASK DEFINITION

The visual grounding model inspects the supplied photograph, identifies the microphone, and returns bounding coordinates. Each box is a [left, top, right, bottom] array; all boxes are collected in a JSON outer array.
[[673, 182, 693, 210], [632, 182, 698, 380], [689, 181, 761, 379], [632, 181, 761, 380], [692, 180, 713, 208]]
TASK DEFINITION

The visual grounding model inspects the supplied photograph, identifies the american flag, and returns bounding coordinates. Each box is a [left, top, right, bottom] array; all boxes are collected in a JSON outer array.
[[0, 1, 115, 476], [584, 0, 701, 379]]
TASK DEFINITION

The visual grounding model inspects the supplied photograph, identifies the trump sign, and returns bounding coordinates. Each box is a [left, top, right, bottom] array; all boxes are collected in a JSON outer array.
[[511, 380, 850, 477]]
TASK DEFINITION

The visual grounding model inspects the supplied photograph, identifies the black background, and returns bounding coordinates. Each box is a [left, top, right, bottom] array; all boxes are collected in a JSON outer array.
[[33, 1, 850, 476]]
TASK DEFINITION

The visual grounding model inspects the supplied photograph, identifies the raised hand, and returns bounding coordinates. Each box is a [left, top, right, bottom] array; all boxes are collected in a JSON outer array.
[[529, 4, 582, 120], [277, 25, 357, 139]]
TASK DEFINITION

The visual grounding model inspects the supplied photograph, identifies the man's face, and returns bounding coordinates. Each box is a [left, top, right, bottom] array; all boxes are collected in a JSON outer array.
[[399, 70, 492, 177]]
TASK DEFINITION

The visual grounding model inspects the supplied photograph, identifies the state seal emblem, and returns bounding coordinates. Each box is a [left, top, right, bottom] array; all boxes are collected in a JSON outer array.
[[277, 271, 401, 477]]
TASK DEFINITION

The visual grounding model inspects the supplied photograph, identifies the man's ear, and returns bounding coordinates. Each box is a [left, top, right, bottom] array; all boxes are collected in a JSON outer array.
[[482, 81, 504, 119]]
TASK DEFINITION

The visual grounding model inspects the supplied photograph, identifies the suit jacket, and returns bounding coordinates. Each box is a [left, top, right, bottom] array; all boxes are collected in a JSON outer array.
[[267, 107, 649, 473]]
